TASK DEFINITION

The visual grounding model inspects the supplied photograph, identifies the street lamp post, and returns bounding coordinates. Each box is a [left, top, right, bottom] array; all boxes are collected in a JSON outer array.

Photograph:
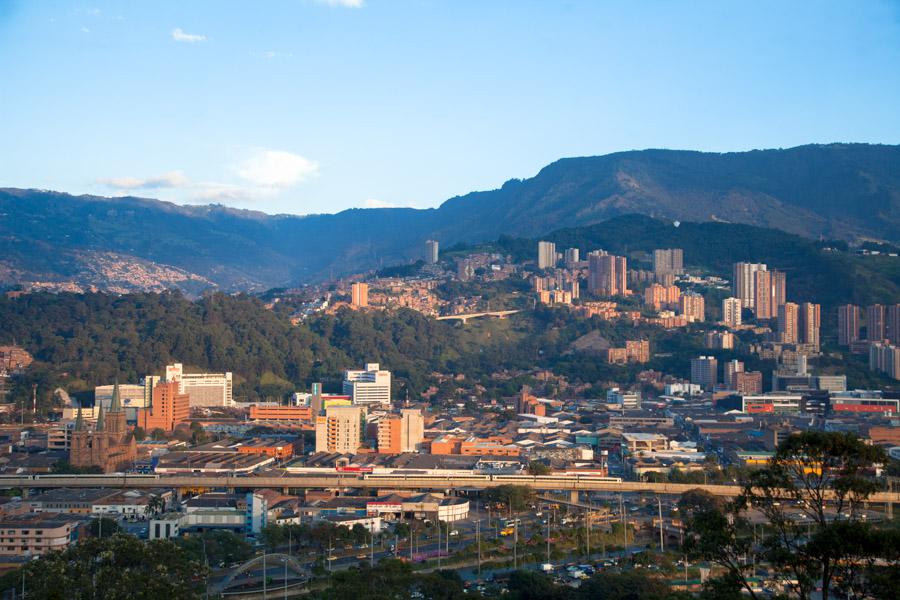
[[656, 496, 665, 553]]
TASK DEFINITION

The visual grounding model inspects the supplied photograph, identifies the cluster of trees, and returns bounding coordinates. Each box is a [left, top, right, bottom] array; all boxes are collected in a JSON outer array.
[[0, 534, 206, 599], [0, 289, 726, 413], [260, 520, 372, 550], [684, 432, 900, 599]]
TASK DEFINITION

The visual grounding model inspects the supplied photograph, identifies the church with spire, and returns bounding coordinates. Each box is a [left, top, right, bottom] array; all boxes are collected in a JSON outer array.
[[70, 381, 137, 473]]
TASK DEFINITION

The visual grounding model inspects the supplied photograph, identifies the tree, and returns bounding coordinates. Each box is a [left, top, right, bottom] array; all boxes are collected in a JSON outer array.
[[131, 426, 147, 442], [507, 570, 565, 600], [0, 533, 205, 599], [176, 530, 253, 567], [526, 460, 551, 475], [90, 517, 122, 537], [740, 431, 887, 599], [687, 431, 890, 600], [576, 571, 673, 600], [484, 485, 535, 512]]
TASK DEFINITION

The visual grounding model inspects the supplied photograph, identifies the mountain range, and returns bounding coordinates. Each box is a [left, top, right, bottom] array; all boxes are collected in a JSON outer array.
[[2, 143, 899, 291]]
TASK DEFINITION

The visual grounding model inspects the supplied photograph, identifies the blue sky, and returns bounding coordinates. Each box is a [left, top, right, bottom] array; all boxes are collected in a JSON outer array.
[[1, 1, 899, 215]]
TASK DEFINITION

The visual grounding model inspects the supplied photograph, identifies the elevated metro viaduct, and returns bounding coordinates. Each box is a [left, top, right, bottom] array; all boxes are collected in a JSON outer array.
[[3, 474, 900, 508]]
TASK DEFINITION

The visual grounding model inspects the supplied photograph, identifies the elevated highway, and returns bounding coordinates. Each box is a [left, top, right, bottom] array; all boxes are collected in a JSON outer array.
[[2, 474, 899, 503]]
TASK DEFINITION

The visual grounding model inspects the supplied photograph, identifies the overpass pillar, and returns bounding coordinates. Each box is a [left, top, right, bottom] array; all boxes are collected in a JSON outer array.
[[569, 490, 579, 504]]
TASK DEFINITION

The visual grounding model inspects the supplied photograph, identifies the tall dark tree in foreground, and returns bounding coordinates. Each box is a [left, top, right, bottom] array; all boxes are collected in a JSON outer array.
[[685, 432, 894, 600]]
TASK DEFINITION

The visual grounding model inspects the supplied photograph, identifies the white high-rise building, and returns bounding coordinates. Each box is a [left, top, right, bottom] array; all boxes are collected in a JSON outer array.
[[164, 363, 234, 407], [564, 248, 580, 268], [722, 297, 742, 327], [425, 240, 439, 265], [732, 262, 767, 309], [343, 363, 392, 406], [537, 241, 557, 269]]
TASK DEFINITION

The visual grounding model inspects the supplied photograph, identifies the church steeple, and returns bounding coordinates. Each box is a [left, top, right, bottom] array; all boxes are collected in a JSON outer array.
[[74, 404, 84, 431], [110, 380, 122, 413], [95, 401, 105, 432]]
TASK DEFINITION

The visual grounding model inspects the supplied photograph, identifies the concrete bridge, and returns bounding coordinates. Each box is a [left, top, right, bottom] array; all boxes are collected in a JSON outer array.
[[3, 474, 900, 504], [435, 310, 520, 324]]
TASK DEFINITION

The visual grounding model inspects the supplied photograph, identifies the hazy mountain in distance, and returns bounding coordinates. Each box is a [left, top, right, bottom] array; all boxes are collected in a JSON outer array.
[[2, 143, 898, 290]]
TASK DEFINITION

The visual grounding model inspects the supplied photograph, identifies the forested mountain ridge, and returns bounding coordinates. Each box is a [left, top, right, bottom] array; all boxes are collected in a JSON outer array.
[[2, 143, 899, 290]]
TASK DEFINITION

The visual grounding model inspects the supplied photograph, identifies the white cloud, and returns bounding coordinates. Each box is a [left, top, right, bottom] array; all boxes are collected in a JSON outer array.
[[191, 183, 253, 203], [236, 149, 319, 188], [171, 27, 207, 43], [364, 199, 399, 209], [98, 171, 191, 190], [313, 0, 365, 7]]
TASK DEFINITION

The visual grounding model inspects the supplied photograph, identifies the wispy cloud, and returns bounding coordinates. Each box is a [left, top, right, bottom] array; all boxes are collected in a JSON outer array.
[[236, 149, 319, 188], [98, 171, 190, 190], [313, 0, 365, 8], [171, 27, 207, 43], [364, 199, 400, 209], [99, 149, 319, 205]]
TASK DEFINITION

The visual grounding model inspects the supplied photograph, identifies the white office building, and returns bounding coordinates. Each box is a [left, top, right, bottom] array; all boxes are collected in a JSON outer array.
[[343, 363, 391, 406], [165, 363, 234, 408]]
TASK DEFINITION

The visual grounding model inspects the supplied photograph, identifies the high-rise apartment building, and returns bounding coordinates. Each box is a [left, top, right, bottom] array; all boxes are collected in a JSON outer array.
[[537, 241, 557, 269], [867, 304, 886, 342], [799, 302, 821, 350], [733, 262, 767, 309], [377, 409, 424, 454], [705, 331, 734, 350], [869, 342, 900, 380], [137, 380, 190, 432], [343, 363, 392, 406], [643, 284, 680, 311], [887, 304, 900, 343], [722, 297, 742, 327], [753, 270, 786, 320], [778, 302, 799, 343], [424, 240, 439, 264], [772, 271, 787, 309], [723, 359, 744, 390], [753, 270, 773, 319], [679, 292, 706, 322], [164, 363, 233, 407], [351, 282, 369, 308], [564, 248, 580, 269], [588, 252, 627, 296], [652, 248, 684, 276], [691, 356, 718, 391], [315, 405, 363, 453], [838, 304, 861, 346]]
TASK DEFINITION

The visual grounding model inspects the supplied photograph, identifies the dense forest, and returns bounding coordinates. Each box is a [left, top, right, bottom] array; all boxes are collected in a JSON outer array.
[[0, 291, 726, 411], [2, 284, 894, 414]]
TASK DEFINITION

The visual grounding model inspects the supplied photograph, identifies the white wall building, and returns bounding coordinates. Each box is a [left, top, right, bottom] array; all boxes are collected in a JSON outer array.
[[165, 363, 234, 407], [343, 363, 391, 406]]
